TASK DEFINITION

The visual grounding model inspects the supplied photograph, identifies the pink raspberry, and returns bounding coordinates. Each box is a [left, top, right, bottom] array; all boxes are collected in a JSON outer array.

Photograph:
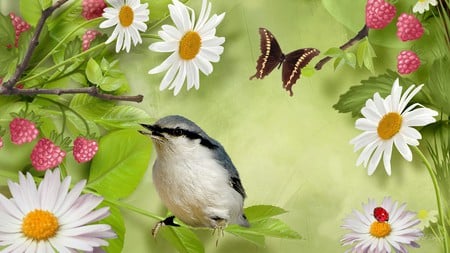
[[82, 30, 101, 51], [396, 13, 424, 41], [9, 13, 31, 48], [30, 138, 66, 171], [82, 0, 107, 20], [365, 0, 397, 29], [73, 137, 98, 163], [397, 50, 420, 75], [9, 118, 39, 145]]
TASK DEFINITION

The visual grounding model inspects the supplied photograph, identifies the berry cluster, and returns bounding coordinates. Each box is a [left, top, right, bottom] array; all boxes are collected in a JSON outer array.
[[364, 0, 424, 75], [82, 0, 107, 20], [2, 114, 99, 171], [82, 30, 101, 51], [9, 13, 31, 48]]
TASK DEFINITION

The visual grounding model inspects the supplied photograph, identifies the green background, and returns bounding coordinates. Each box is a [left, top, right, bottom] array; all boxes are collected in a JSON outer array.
[[0, 0, 439, 252]]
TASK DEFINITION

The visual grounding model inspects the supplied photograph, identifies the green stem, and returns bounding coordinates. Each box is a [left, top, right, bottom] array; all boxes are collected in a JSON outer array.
[[29, 18, 101, 74], [413, 146, 449, 253], [0, 170, 19, 180], [20, 43, 107, 84], [141, 34, 161, 39]]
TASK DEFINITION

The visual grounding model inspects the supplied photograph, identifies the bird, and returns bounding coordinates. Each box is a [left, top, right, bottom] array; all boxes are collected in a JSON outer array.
[[140, 115, 250, 236]]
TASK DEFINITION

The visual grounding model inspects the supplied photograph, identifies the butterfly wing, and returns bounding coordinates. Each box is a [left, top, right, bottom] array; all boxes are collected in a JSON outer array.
[[249, 28, 284, 80], [282, 48, 320, 96]]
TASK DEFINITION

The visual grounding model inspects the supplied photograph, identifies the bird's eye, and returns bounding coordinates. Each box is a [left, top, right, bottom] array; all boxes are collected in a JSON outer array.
[[172, 128, 183, 136]]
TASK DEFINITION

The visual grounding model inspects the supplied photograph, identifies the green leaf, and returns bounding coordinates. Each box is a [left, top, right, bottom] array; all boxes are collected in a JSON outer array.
[[88, 129, 152, 199], [321, 0, 364, 33], [0, 48, 17, 77], [344, 52, 356, 69], [160, 226, 204, 253], [356, 38, 376, 73], [98, 105, 150, 128], [227, 218, 301, 242], [333, 57, 344, 70], [244, 205, 288, 222], [227, 230, 265, 246], [65, 37, 82, 60], [324, 47, 343, 57], [99, 76, 123, 92], [69, 94, 115, 119], [17, 30, 33, 63], [301, 66, 315, 77], [0, 14, 15, 47], [47, 0, 85, 40], [333, 70, 418, 117], [20, 0, 44, 26], [86, 58, 103, 85], [101, 204, 125, 253], [426, 57, 450, 115], [39, 0, 52, 9]]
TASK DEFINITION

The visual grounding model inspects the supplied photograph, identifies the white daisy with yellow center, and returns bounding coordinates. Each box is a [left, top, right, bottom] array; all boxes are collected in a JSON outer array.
[[342, 197, 423, 253], [100, 0, 149, 53], [350, 78, 438, 175], [0, 169, 115, 252], [413, 0, 438, 14], [148, 0, 226, 95]]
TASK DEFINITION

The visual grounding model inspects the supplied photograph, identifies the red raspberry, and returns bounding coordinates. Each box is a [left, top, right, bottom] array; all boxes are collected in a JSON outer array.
[[396, 13, 424, 41], [9, 118, 39, 145], [30, 138, 66, 171], [82, 30, 101, 51], [9, 13, 31, 48], [73, 137, 98, 163], [365, 0, 397, 29], [397, 50, 420, 75], [82, 0, 107, 20]]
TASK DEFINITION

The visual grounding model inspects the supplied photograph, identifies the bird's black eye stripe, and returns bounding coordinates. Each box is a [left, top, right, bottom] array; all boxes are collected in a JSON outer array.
[[160, 127, 218, 149]]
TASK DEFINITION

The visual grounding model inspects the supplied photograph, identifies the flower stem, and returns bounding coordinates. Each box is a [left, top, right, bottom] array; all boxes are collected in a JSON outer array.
[[413, 146, 449, 253], [104, 198, 164, 221], [141, 34, 161, 39]]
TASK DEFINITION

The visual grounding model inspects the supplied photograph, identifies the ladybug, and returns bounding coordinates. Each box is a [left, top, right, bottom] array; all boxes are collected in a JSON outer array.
[[373, 207, 389, 222]]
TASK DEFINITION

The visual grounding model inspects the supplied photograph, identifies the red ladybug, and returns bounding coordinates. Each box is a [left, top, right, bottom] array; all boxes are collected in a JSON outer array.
[[373, 207, 389, 222]]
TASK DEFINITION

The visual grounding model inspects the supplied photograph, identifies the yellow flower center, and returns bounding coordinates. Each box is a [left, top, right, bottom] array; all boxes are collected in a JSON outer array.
[[377, 112, 402, 140], [417, 209, 428, 219], [179, 31, 201, 60], [119, 5, 134, 27], [22, 209, 59, 241], [370, 221, 391, 238], [418, 0, 426, 2]]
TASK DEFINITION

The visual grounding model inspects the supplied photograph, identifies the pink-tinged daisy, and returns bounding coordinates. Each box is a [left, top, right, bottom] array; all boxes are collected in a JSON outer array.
[[342, 197, 423, 253], [350, 79, 438, 175], [0, 169, 116, 252], [148, 0, 226, 95], [99, 0, 149, 53], [413, 0, 438, 14]]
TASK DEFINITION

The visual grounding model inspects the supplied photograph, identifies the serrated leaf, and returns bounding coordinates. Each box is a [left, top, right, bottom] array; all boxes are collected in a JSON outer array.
[[100, 204, 125, 253], [69, 94, 115, 119], [227, 230, 265, 246], [99, 76, 123, 92], [86, 58, 103, 85], [65, 38, 82, 60], [333, 70, 418, 117], [87, 129, 152, 199], [244, 205, 288, 222], [226, 218, 301, 240], [98, 105, 150, 128], [0, 14, 15, 46], [0, 48, 17, 77], [20, 0, 43, 26], [426, 57, 450, 115], [70, 72, 88, 86], [160, 226, 204, 253]]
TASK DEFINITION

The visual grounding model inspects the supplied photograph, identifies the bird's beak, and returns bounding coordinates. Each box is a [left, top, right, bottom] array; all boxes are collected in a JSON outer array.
[[139, 124, 163, 138]]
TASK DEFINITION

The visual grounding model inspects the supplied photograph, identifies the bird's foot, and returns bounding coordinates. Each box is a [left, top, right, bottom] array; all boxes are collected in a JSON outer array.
[[211, 217, 227, 247], [151, 216, 179, 238]]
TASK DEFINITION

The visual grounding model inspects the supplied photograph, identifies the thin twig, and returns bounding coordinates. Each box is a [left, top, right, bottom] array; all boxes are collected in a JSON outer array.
[[1, 87, 144, 102], [3, 0, 70, 89], [315, 25, 369, 70]]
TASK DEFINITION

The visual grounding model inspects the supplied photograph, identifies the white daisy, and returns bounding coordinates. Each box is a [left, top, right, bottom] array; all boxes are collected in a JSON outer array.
[[413, 0, 438, 14], [342, 197, 423, 253], [350, 78, 438, 176], [148, 0, 226, 95], [99, 0, 149, 53], [0, 169, 116, 252], [416, 209, 438, 230]]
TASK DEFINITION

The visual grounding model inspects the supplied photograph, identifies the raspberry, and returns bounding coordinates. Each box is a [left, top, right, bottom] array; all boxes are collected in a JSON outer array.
[[82, 0, 107, 20], [30, 138, 66, 171], [396, 13, 424, 41], [9, 118, 39, 145], [73, 137, 98, 163], [82, 30, 101, 51], [397, 50, 420, 75], [365, 0, 397, 29], [9, 13, 31, 48]]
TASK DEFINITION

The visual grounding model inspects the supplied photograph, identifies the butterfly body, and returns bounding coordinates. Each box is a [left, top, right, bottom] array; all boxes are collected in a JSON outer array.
[[250, 27, 320, 96]]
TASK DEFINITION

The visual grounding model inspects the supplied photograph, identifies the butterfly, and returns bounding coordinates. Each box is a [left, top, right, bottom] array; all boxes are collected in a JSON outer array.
[[249, 27, 320, 96]]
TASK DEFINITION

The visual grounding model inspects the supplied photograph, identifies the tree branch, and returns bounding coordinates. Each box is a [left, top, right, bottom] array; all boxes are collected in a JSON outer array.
[[314, 25, 369, 70], [1, 0, 145, 103], [1, 87, 144, 102]]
